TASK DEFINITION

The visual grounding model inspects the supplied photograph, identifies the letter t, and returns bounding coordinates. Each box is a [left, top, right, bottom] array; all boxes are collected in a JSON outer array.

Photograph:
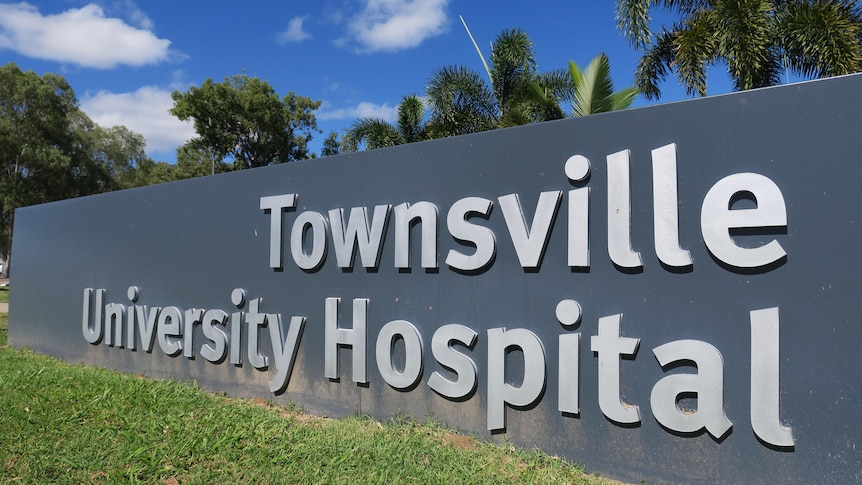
[[260, 194, 298, 269], [591, 313, 641, 424]]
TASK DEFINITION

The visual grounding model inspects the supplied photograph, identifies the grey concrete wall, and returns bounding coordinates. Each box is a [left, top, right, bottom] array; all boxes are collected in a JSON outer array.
[[10, 74, 862, 484]]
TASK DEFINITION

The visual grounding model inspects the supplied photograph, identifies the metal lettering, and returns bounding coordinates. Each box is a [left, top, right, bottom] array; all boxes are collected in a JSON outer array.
[[329, 205, 391, 269], [445, 197, 496, 271], [182, 309, 204, 359], [260, 193, 298, 269], [568, 187, 590, 268], [135, 302, 160, 353], [290, 211, 328, 270], [200, 309, 229, 363], [498, 191, 562, 268], [394, 202, 439, 269], [487, 327, 546, 431], [104, 302, 125, 348], [156, 306, 183, 357], [750, 307, 794, 447], [557, 299, 583, 414], [82, 288, 103, 344], [126, 286, 139, 349], [324, 297, 368, 383], [376, 319, 424, 389], [701, 173, 787, 268], [247, 299, 269, 370], [591, 313, 641, 424], [565, 156, 591, 268], [652, 144, 693, 267], [268, 314, 306, 393], [650, 339, 732, 439], [230, 288, 245, 366], [427, 324, 478, 399], [607, 149, 643, 269]]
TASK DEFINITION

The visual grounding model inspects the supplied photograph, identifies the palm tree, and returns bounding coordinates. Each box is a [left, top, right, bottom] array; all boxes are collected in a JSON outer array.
[[425, 65, 497, 138], [343, 94, 426, 151], [616, 0, 862, 99], [425, 28, 564, 137]]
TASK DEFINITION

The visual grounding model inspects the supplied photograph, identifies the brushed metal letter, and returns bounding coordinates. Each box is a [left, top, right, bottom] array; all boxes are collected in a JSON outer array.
[[651, 340, 732, 439], [445, 197, 496, 271], [701, 173, 787, 268], [200, 309, 229, 363], [290, 211, 328, 270], [376, 319, 424, 389], [182, 309, 204, 359], [260, 193, 298, 269], [394, 202, 439, 269], [329, 205, 391, 269], [247, 299, 269, 370], [591, 313, 641, 424], [652, 144, 693, 267], [428, 324, 478, 399], [557, 299, 582, 414], [104, 303, 125, 348], [230, 288, 245, 366], [487, 327, 546, 431], [498, 191, 562, 268], [157, 306, 183, 357], [82, 288, 102, 344], [566, 154, 591, 267], [268, 314, 306, 393], [607, 150, 643, 269], [324, 297, 368, 383], [750, 307, 794, 447], [568, 187, 590, 268]]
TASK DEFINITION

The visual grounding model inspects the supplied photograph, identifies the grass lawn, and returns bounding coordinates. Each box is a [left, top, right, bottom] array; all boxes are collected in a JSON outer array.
[[0, 287, 8, 304], [0, 313, 612, 484]]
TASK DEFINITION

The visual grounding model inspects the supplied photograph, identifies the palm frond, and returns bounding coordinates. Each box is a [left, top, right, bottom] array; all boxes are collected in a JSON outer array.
[[572, 54, 615, 116], [425, 65, 497, 137], [459, 16, 493, 84], [777, 0, 862, 78], [345, 118, 400, 151], [397, 94, 426, 143], [611, 86, 640, 111], [635, 29, 676, 100], [617, 0, 654, 48]]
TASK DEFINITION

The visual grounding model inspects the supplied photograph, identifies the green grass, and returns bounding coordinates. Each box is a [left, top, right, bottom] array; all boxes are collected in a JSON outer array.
[[0, 287, 8, 304], [0, 312, 610, 484]]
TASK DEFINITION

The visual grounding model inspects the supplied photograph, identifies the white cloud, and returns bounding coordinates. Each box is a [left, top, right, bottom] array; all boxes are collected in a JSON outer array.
[[278, 16, 311, 43], [0, 3, 173, 68], [113, 0, 154, 30], [81, 87, 196, 156], [349, 0, 449, 52], [317, 101, 397, 122]]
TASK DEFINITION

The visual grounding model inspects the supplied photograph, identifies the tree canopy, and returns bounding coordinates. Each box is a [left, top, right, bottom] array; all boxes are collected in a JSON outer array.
[[170, 73, 322, 169], [616, 0, 862, 99], [0, 63, 151, 272]]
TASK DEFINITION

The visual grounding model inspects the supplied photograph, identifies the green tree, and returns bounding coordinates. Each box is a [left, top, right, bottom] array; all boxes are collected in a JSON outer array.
[[616, 0, 862, 99], [87, 125, 151, 190], [174, 144, 229, 180], [343, 94, 427, 151], [320, 131, 341, 157], [0, 63, 138, 272], [171, 73, 322, 169]]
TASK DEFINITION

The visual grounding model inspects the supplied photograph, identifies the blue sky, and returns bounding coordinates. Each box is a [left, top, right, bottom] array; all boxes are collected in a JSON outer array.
[[0, 1, 738, 162]]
